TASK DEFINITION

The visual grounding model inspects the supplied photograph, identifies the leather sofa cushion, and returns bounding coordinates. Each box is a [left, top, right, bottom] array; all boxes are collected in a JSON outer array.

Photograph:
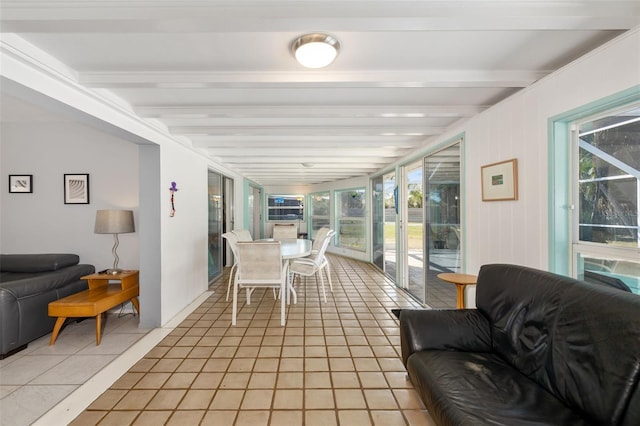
[[407, 350, 591, 426], [0, 264, 94, 299], [0, 254, 79, 273]]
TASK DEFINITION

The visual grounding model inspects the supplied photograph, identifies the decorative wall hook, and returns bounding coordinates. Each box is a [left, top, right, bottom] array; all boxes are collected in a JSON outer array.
[[169, 181, 179, 217]]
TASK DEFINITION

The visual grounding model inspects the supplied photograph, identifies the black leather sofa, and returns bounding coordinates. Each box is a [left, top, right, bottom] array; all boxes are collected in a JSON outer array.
[[0, 254, 94, 358], [400, 264, 640, 426]]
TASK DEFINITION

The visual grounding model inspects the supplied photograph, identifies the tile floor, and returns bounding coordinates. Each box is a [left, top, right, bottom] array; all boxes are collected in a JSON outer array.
[[0, 306, 151, 426], [3, 254, 436, 425]]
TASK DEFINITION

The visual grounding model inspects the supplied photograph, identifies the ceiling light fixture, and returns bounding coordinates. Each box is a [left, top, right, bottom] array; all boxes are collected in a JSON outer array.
[[291, 33, 340, 68]]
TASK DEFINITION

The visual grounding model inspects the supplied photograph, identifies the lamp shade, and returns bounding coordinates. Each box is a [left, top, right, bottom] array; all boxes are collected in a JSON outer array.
[[94, 210, 135, 234], [291, 33, 340, 68]]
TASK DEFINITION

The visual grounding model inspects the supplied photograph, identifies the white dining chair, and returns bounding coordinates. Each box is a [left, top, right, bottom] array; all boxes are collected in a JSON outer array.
[[289, 230, 335, 303], [232, 241, 286, 326], [221, 232, 240, 301], [273, 223, 297, 240], [232, 229, 253, 241]]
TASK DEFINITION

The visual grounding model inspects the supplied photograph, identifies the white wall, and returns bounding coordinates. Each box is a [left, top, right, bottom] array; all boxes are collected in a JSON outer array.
[[159, 142, 209, 324], [0, 121, 139, 269]]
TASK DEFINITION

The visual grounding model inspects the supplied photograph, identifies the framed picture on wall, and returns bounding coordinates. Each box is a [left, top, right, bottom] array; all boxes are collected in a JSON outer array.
[[64, 173, 90, 204], [481, 159, 518, 201], [9, 175, 33, 193]]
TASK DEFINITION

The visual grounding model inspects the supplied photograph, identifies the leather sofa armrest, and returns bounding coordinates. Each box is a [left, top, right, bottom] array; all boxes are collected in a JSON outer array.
[[399, 309, 492, 366]]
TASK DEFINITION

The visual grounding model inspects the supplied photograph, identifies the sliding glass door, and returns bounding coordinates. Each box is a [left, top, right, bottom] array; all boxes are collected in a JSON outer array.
[[425, 143, 461, 308], [404, 160, 425, 303], [208, 171, 223, 282]]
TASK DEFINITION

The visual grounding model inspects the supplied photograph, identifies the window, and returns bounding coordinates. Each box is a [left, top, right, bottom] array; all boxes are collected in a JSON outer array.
[[267, 194, 304, 221], [335, 188, 366, 251], [572, 104, 639, 294], [309, 191, 330, 239]]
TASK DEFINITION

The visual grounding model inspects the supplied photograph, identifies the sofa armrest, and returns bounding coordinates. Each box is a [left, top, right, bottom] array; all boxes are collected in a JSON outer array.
[[399, 309, 492, 366]]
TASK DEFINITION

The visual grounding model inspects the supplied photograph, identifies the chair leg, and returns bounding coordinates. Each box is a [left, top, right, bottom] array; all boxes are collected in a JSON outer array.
[[318, 270, 327, 303], [325, 261, 333, 292], [232, 276, 239, 325], [226, 263, 237, 301], [280, 281, 286, 326]]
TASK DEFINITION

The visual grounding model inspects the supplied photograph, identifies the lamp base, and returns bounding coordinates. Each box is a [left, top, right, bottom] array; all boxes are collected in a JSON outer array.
[[106, 268, 125, 275]]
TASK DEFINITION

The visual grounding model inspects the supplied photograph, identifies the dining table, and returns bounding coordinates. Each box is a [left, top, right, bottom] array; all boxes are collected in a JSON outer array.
[[267, 238, 312, 304]]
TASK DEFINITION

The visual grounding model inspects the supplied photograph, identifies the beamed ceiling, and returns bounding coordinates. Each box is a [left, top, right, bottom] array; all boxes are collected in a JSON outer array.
[[1, 1, 639, 185]]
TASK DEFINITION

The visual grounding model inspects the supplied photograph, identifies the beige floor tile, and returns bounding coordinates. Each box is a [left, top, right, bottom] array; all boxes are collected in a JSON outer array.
[[110, 372, 145, 389], [202, 357, 231, 372], [201, 410, 237, 425], [270, 410, 303, 425], [149, 358, 182, 373], [86, 389, 127, 410], [131, 410, 172, 425], [146, 389, 186, 410], [393, 389, 426, 409], [113, 389, 157, 410], [188, 346, 215, 358], [191, 372, 224, 389], [304, 358, 329, 371], [331, 371, 360, 388], [228, 357, 256, 372], [253, 358, 280, 372], [305, 336, 326, 345], [305, 371, 332, 388], [98, 410, 140, 426], [166, 410, 205, 425], [364, 389, 399, 410], [354, 357, 381, 372], [378, 357, 406, 372], [134, 372, 171, 389], [338, 410, 373, 426], [273, 389, 303, 409], [248, 372, 277, 388], [162, 372, 197, 389], [305, 389, 335, 409], [371, 410, 406, 426], [209, 389, 244, 410], [276, 372, 304, 388], [384, 372, 413, 388], [241, 388, 274, 409], [279, 357, 304, 372], [164, 346, 191, 358], [329, 357, 356, 371], [335, 388, 367, 409], [178, 389, 215, 409], [305, 410, 338, 426], [257, 346, 281, 357], [235, 410, 270, 426], [219, 372, 251, 388]]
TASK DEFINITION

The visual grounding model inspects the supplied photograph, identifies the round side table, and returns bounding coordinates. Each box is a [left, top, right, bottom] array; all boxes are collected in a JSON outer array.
[[437, 273, 477, 309]]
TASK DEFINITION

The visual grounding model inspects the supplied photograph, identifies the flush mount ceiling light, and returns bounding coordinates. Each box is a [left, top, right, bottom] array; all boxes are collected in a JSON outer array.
[[291, 33, 340, 68]]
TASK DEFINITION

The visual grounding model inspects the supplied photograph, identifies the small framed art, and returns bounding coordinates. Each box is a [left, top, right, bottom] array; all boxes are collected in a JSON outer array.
[[481, 159, 518, 201], [64, 173, 90, 204], [9, 175, 33, 193]]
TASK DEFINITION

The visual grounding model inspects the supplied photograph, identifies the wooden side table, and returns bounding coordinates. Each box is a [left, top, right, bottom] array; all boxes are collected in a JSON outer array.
[[437, 273, 477, 309], [48, 270, 140, 345]]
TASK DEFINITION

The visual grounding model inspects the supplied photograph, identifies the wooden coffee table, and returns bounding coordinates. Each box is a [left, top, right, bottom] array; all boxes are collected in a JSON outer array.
[[48, 270, 139, 345], [437, 273, 477, 309]]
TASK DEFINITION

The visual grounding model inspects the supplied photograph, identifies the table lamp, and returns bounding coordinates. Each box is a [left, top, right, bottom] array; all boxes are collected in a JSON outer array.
[[94, 209, 135, 274]]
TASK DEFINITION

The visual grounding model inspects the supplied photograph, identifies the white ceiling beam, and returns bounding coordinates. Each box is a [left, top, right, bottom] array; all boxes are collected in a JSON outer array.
[[79, 70, 547, 89], [221, 156, 388, 164], [191, 139, 419, 149], [208, 147, 406, 157], [171, 125, 444, 136], [135, 105, 487, 119], [2, 1, 638, 31]]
